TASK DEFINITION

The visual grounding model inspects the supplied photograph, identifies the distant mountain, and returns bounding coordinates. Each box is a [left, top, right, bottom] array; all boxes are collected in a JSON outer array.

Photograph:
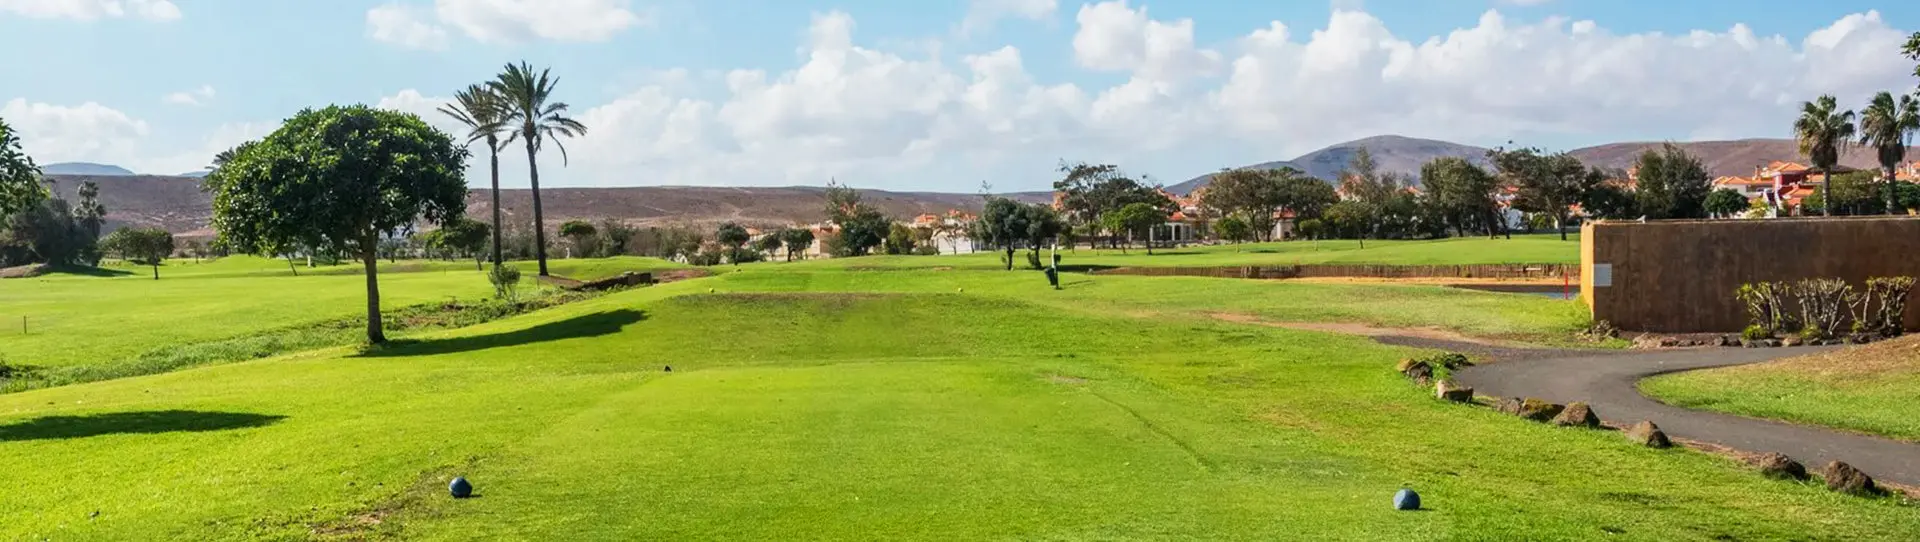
[[178, 170, 212, 178], [42, 162, 134, 176], [1169, 135, 1906, 195], [1567, 139, 1902, 178], [40, 173, 1051, 238], [1168, 135, 1491, 194]]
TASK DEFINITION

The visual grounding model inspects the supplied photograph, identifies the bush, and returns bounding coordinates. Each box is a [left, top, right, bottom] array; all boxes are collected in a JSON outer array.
[[1025, 250, 1043, 270], [1792, 278, 1851, 340], [1865, 276, 1917, 335], [912, 245, 940, 256], [1741, 325, 1771, 341], [687, 249, 725, 266], [726, 247, 763, 265], [488, 264, 522, 301], [1735, 282, 1791, 335], [1413, 352, 1473, 380]]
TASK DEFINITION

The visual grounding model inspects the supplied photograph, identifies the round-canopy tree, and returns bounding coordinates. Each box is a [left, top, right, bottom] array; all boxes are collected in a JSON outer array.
[[206, 105, 469, 343], [1, 117, 48, 217]]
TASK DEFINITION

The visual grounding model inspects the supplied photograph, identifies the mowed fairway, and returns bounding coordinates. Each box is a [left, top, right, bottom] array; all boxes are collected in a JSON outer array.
[[3, 265, 1916, 540], [784, 234, 1581, 270]]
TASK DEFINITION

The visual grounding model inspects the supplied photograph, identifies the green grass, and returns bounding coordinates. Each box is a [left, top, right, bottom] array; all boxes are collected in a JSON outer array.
[[1, 266, 1915, 540], [1642, 338, 1920, 443], [779, 234, 1580, 271], [0, 256, 677, 372]]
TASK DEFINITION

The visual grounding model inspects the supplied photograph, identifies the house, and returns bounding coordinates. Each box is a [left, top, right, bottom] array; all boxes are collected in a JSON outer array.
[[908, 210, 977, 254]]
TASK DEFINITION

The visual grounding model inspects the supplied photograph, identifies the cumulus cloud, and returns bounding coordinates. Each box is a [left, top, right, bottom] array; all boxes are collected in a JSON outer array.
[[160, 85, 215, 107], [0, 0, 179, 21], [1, 99, 150, 165], [366, 3, 450, 50], [22, 3, 1920, 191]]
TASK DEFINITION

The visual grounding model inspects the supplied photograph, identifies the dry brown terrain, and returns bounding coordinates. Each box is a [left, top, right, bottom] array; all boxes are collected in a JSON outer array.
[[42, 174, 1050, 237]]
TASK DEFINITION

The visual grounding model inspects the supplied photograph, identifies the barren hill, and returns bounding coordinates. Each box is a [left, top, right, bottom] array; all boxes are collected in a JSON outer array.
[[1169, 135, 1490, 194], [1567, 139, 1902, 177], [42, 174, 1050, 238]]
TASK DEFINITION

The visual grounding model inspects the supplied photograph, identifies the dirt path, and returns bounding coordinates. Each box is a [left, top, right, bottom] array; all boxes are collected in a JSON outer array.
[[1454, 346, 1920, 488]]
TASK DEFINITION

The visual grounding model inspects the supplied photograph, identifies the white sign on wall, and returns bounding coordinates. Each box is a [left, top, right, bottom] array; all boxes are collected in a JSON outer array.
[[1592, 263, 1613, 287]]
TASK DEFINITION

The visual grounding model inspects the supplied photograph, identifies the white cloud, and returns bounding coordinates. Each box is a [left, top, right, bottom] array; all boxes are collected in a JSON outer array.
[[1, 99, 149, 165], [134, 121, 278, 175], [0, 0, 178, 21], [160, 85, 215, 107], [366, 3, 451, 50], [22, 6, 1920, 191], [958, 0, 1056, 36], [434, 0, 644, 44]]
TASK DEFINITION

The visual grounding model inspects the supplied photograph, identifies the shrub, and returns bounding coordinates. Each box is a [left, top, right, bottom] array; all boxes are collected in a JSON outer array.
[[687, 249, 725, 266], [1741, 325, 1771, 341], [912, 245, 940, 256], [1865, 276, 1917, 335], [1025, 250, 1043, 270], [1414, 352, 1473, 380], [726, 247, 763, 265], [1792, 278, 1851, 340], [1734, 282, 1792, 335], [488, 264, 522, 302]]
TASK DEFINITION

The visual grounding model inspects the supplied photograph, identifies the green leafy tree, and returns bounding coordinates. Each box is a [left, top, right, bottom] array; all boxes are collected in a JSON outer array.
[[1419, 157, 1500, 238], [1212, 215, 1252, 244], [780, 227, 815, 261], [1704, 188, 1750, 218], [0, 117, 47, 218], [1905, 31, 1920, 82], [1794, 95, 1858, 217], [101, 227, 174, 279], [437, 218, 491, 269], [1199, 168, 1281, 241], [884, 222, 917, 255], [1802, 171, 1885, 216], [754, 227, 787, 257], [1019, 203, 1064, 266], [1860, 90, 1920, 211], [715, 222, 750, 249], [822, 182, 888, 256], [559, 219, 598, 258], [1294, 218, 1324, 240], [1101, 202, 1164, 254], [439, 84, 510, 266], [1490, 147, 1598, 240], [1580, 180, 1639, 222], [976, 197, 1027, 269], [1632, 143, 1711, 219], [491, 62, 588, 276], [73, 180, 106, 242], [205, 105, 468, 343], [1321, 200, 1374, 246], [1052, 162, 1172, 248]]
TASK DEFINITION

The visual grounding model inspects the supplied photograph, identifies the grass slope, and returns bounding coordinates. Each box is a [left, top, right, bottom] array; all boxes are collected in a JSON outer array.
[[0, 274, 1913, 540], [1643, 336, 1920, 443]]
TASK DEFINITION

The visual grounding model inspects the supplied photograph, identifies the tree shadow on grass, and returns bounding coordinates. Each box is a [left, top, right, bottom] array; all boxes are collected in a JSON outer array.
[[0, 410, 286, 442], [358, 309, 648, 358], [47, 265, 136, 277]]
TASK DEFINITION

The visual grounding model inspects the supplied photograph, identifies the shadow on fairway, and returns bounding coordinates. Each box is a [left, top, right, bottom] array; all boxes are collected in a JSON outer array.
[[0, 410, 286, 442], [359, 309, 649, 358], [48, 265, 137, 277]]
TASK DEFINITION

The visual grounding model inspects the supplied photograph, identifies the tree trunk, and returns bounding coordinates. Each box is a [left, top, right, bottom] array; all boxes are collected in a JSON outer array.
[[488, 136, 504, 266], [362, 230, 386, 344], [1004, 247, 1014, 270], [1887, 166, 1899, 214], [1821, 166, 1832, 217], [150, 263, 158, 280], [526, 139, 550, 276], [285, 254, 299, 276], [1556, 213, 1568, 241]]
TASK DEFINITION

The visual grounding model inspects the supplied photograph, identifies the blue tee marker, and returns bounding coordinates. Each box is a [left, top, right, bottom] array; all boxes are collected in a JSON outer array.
[[450, 477, 473, 499], [1393, 488, 1420, 510]]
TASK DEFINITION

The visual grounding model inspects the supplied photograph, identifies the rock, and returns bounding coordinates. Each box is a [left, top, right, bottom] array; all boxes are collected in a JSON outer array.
[[663, 365, 673, 372], [1742, 339, 1762, 348], [1435, 380, 1474, 403], [1821, 461, 1879, 496], [450, 476, 473, 498], [1398, 359, 1433, 384], [1625, 421, 1671, 448], [1494, 397, 1524, 415], [1781, 335, 1802, 347], [1719, 335, 1740, 347], [1392, 488, 1420, 511], [1751, 452, 1807, 480], [0, 263, 49, 279], [1513, 398, 1565, 422], [1763, 339, 1782, 348], [1550, 402, 1600, 428]]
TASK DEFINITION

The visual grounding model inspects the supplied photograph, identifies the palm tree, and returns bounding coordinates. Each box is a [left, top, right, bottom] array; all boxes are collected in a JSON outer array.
[[1859, 91, 1920, 213], [490, 62, 587, 276], [439, 84, 509, 266], [1794, 95, 1857, 216]]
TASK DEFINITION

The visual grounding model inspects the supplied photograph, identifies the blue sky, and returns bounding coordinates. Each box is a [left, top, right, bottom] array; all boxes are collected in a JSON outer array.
[[2, 0, 1915, 191]]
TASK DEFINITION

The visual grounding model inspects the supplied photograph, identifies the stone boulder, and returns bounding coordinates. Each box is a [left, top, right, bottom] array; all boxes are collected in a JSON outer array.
[[1435, 380, 1474, 403], [1513, 398, 1564, 422], [1820, 461, 1879, 496], [1625, 420, 1671, 448], [0, 263, 49, 279], [1751, 452, 1807, 480], [1494, 397, 1523, 415], [1396, 358, 1433, 385], [1549, 402, 1599, 428]]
